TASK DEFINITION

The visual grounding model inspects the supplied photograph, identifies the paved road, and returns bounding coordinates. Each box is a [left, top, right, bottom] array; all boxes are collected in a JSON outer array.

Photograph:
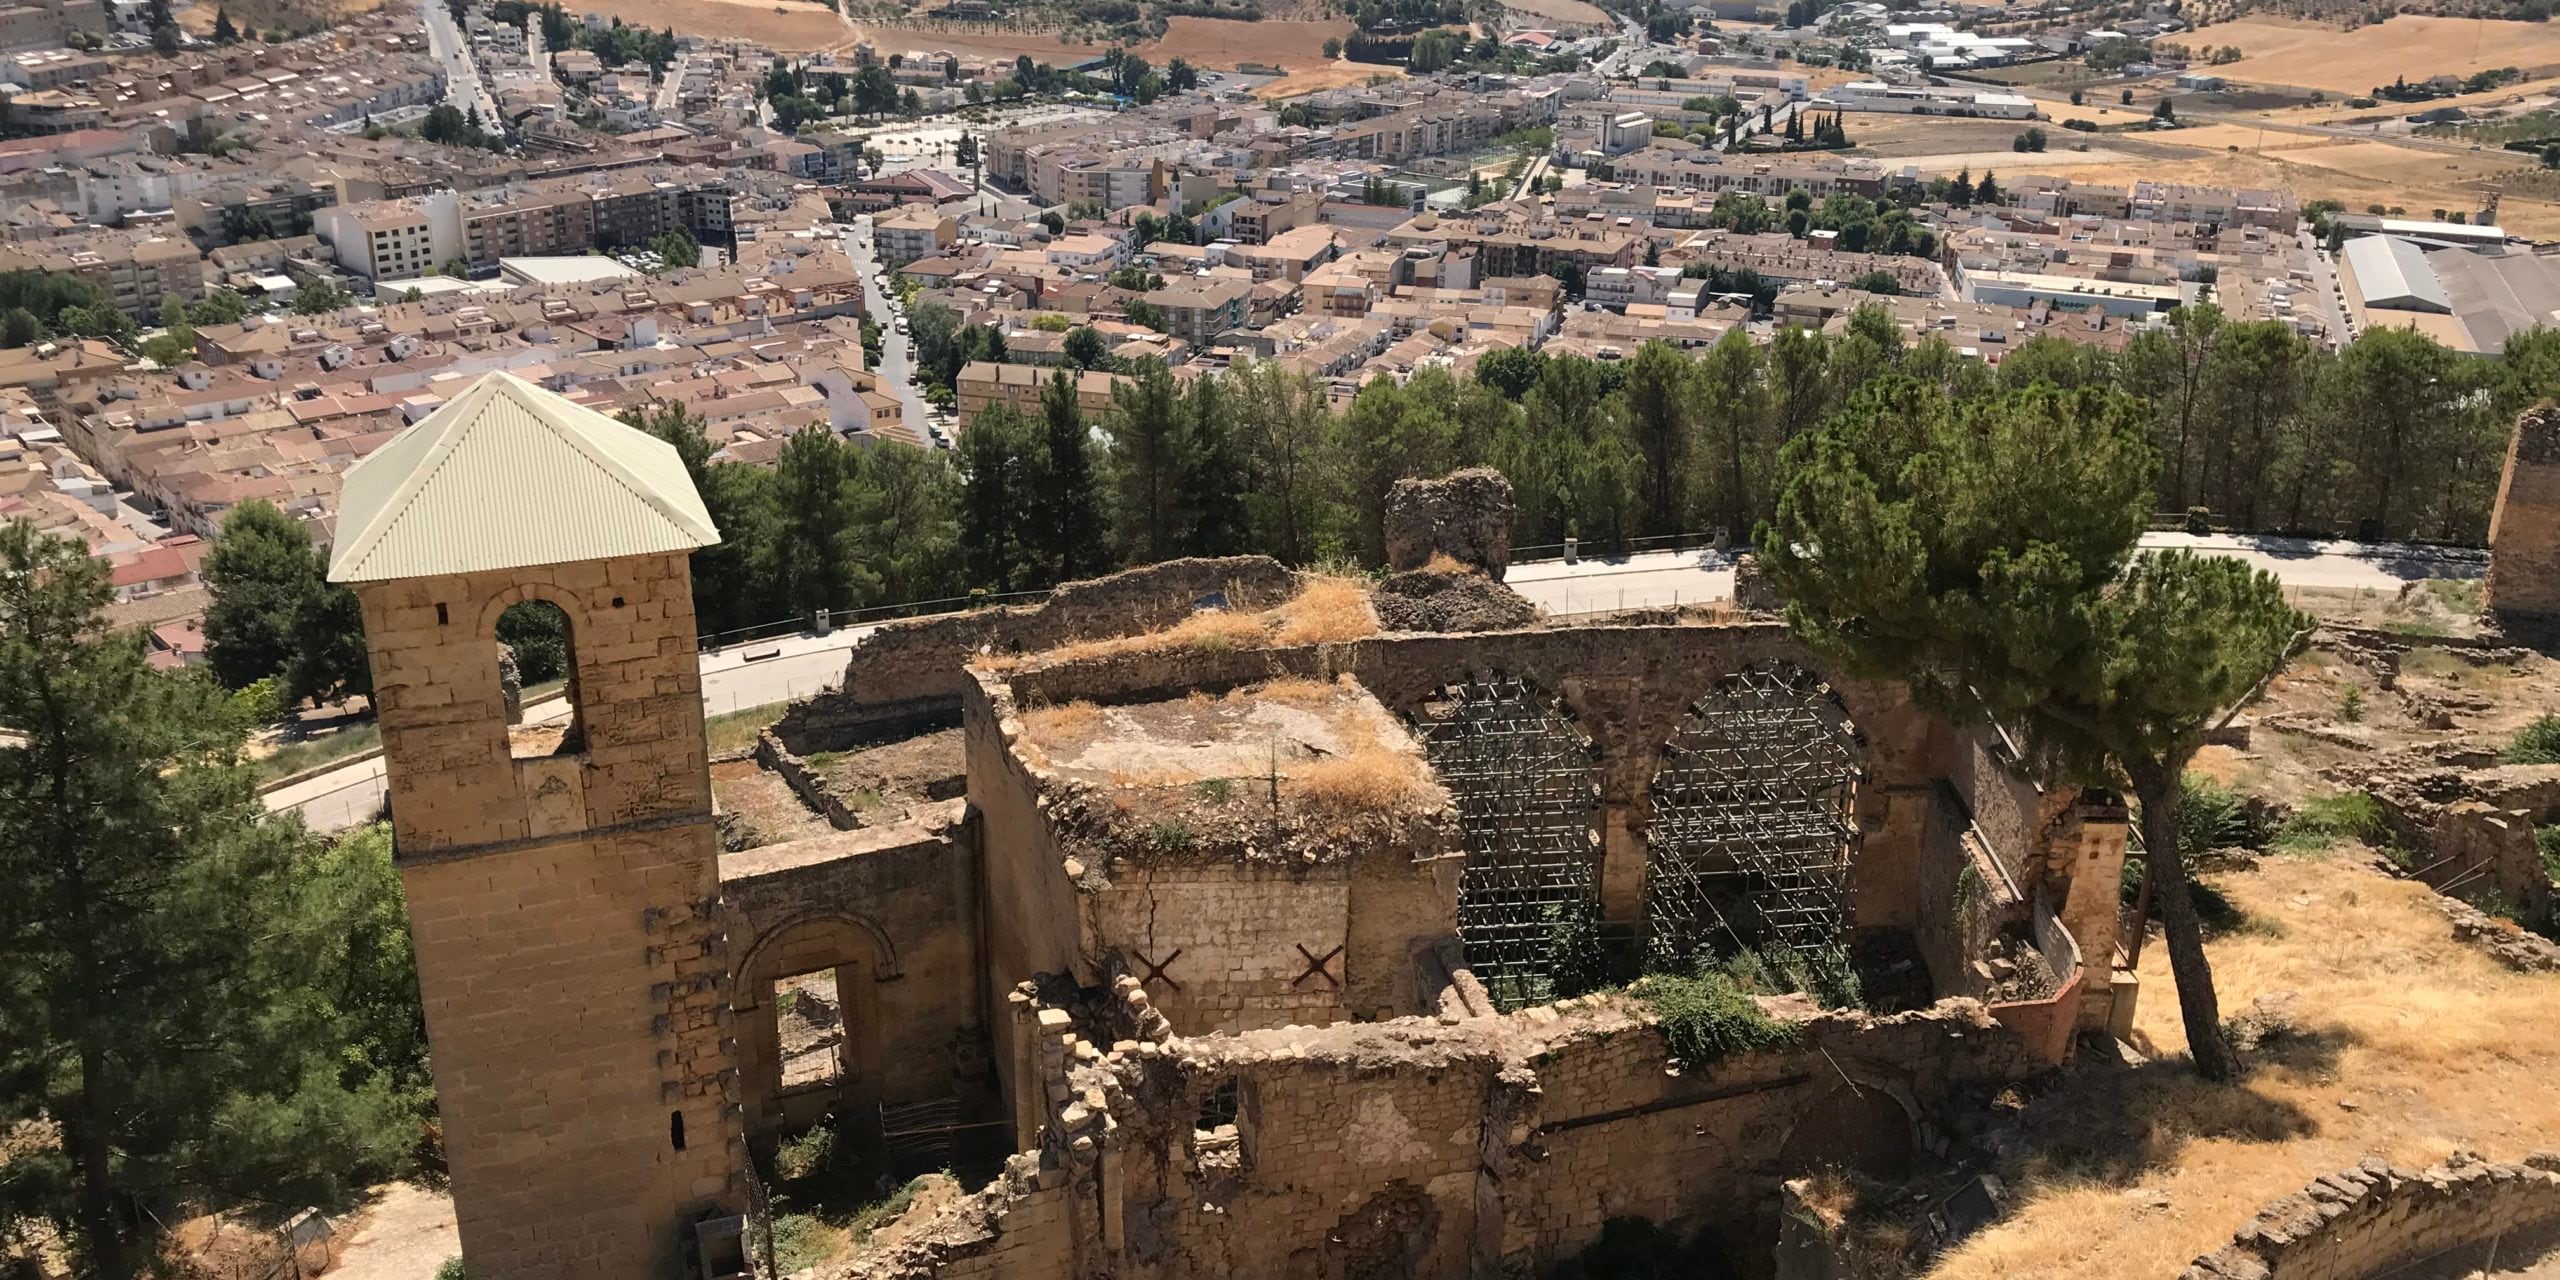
[[839, 215, 936, 441], [422, 0, 499, 123], [268, 532, 2487, 831]]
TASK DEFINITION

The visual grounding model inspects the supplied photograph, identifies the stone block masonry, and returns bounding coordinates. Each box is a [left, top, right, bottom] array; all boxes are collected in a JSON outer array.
[[2490, 403, 2560, 625], [2182, 1151, 2560, 1280], [356, 549, 746, 1280]]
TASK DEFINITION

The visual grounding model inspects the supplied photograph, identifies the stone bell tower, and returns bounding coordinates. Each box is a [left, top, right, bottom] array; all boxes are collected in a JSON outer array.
[[328, 373, 749, 1280]]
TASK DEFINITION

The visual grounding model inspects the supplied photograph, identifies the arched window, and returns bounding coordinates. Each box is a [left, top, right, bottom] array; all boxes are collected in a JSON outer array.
[[497, 598, 583, 757]]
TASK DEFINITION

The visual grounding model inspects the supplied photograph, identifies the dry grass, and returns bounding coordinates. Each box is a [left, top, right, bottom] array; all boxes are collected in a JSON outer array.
[[1023, 700, 1103, 737], [1287, 741, 1436, 814], [987, 575, 1378, 672], [1267, 573, 1380, 646], [2187, 15, 2560, 95], [1926, 855, 2560, 1280], [1235, 676, 1344, 707], [1420, 552, 1478, 577]]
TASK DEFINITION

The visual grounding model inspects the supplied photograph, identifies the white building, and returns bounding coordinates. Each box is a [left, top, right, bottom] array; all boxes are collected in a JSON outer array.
[[1816, 81, 2037, 119]]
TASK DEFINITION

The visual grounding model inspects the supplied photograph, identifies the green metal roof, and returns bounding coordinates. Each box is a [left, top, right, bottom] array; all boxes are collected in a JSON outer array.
[[327, 372, 720, 584]]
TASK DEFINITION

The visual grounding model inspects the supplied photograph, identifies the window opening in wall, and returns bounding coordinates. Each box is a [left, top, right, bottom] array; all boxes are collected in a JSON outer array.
[[772, 969, 848, 1094], [1195, 1077, 1239, 1135], [497, 598, 582, 757], [670, 1109, 687, 1151], [1644, 663, 1864, 970], [1411, 677, 1602, 1011]]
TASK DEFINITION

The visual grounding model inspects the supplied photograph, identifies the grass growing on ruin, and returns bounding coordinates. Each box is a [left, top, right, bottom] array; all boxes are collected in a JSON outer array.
[[1632, 969, 1800, 1070], [2270, 790, 2386, 856], [1023, 700, 1103, 737], [2503, 713, 2560, 765], [980, 575, 1379, 672], [1928, 856, 2560, 1280], [704, 702, 787, 757]]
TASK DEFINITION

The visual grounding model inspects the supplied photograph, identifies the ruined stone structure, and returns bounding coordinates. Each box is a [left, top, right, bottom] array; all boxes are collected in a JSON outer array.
[[329, 374, 753, 1280], [2181, 1152, 2560, 1280], [2490, 403, 2560, 626], [348, 424, 2142, 1278], [1382, 467, 1517, 579]]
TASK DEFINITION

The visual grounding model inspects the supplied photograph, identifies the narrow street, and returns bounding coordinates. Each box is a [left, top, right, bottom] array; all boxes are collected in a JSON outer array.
[[838, 214, 936, 440]]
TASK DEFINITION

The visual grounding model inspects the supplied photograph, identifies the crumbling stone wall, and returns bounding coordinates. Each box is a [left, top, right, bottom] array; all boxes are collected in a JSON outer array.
[[773, 557, 1297, 750], [1383, 468, 1516, 579], [2181, 1151, 2560, 1280], [2489, 403, 2560, 625], [2367, 761, 2559, 920], [854, 990, 2052, 1280], [720, 803, 984, 1142], [752, 730, 864, 831], [986, 619, 2127, 1008]]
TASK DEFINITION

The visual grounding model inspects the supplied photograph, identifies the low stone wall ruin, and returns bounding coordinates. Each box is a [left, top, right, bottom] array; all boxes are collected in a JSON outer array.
[[840, 987, 2054, 1280], [771, 558, 1297, 752], [2181, 1151, 2560, 1280], [752, 729, 862, 832], [2367, 761, 2559, 921]]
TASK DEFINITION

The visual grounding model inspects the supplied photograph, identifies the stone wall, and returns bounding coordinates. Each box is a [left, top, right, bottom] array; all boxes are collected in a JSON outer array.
[[773, 557, 1297, 751], [850, 991, 2052, 1280], [1383, 468, 1516, 579], [2181, 1151, 2560, 1280], [355, 551, 746, 1280], [2368, 761, 2560, 920], [719, 802, 983, 1142], [2489, 403, 2560, 624], [752, 729, 862, 831]]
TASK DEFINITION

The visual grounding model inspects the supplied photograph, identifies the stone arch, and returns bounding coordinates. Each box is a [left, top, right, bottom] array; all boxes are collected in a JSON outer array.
[[1773, 1075, 1920, 1183], [734, 911, 904, 1142], [1409, 674, 1603, 1008], [474, 578, 593, 757], [1642, 661, 1866, 966]]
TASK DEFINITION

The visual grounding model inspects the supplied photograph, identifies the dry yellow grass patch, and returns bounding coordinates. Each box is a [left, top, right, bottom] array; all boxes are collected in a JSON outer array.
[[1288, 742, 1436, 814], [1927, 855, 2560, 1280], [1022, 700, 1103, 737], [1234, 676, 1345, 707], [1420, 553, 1478, 576], [1268, 574, 1381, 646], [985, 575, 1379, 672]]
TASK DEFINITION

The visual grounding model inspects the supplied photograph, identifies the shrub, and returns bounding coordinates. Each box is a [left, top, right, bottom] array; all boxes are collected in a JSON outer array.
[[773, 1124, 832, 1181], [2337, 684, 2364, 723], [2272, 789, 2386, 855], [2539, 825, 2560, 881], [771, 1214, 831, 1273], [434, 1259, 465, 1280], [2506, 714, 2560, 764], [1637, 969, 1799, 1068], [2062, 118, 2099, 131], [2177, 773, 2257, 860]]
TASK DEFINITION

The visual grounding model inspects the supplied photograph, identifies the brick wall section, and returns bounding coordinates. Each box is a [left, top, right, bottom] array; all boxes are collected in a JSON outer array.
[[771, 557, 1297, 751], [718, 802, 983, 1141], [2489, 404, 2560, 622], [356, 550, 744, 1280], [2181, 1151, 2560, 1280]]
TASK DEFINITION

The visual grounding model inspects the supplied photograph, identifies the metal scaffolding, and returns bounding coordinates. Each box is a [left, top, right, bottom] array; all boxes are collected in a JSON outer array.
[[1645, 663, 1864, 965], [1412, 677, 1600, 1007]]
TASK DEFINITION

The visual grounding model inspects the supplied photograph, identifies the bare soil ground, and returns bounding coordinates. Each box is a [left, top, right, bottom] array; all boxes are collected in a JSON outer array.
[[1145, 15, 1353, 70], [1928, 856, 2560, 1280], [777, 970, 845, 1090], [325, 1184, 460, 1280], [811, 726, 966, 821], [2187, 15, 2560, 94], [711, 758, 837, 849], [1253, 61, 1403, 98], [1493, 0, 1609, 29]]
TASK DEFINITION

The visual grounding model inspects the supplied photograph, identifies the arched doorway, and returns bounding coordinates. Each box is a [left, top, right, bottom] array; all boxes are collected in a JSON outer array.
[[1411, 676, 1601, 1008], [1644, 663, 1864, 968], [733, 912, 898, 1145]]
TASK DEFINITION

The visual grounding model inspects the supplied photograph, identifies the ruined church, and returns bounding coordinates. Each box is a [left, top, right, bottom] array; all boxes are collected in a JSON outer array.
[[330, 371, 2143, 1280]]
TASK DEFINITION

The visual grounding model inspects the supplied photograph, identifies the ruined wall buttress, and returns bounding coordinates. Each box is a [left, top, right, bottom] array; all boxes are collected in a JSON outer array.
[[2489, 404, 2560, 622], [362, 551, 743, 1280]]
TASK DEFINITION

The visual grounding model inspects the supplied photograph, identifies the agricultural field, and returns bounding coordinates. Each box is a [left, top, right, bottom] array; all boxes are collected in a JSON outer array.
[[1252, 60, 1403, 98], [1492, 0, 1608, 29], [2187, 14, 2560, 95], [1838, 113, 2048, 158], [1143, 15, 1354, 70]]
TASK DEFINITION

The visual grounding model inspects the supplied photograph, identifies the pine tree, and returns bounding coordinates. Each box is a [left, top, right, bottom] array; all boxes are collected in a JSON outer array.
[[1180, 373, 1248, 557], [1105, 360, 1194, 563], [1759, 381, 2309, 1083], [1036, 370, 1111, 582], [202, 499, 328, 691], [0, 523, 422, 1278], [957, 403, 1047, 592], [212, 6, 236, 42]]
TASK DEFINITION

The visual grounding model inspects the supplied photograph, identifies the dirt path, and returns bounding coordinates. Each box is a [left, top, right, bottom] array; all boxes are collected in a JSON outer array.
[[329, 1184, 458, 1280]]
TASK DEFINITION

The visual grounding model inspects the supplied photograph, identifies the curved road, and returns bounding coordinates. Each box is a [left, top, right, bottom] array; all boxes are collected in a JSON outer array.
[[267, 530, 2486, 833]]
